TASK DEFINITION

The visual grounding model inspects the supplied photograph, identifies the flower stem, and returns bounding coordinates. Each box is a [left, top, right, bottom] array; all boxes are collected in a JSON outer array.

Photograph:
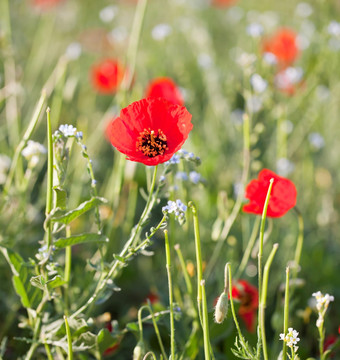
[[260, 243, 279, 360], [293, 207, 304, 278], [4, 90, 46, 195], [227, 263, 254, 359], [44, 343, 54, 360], [71, 166, 161, 318], [46, 107, 53, 250], [200, 280, 211, 360], [282, 266, 290, 360], [174, 244, 193, 296], [164, 229, 175, 360], [64, 315, 73, 360], [188, 201, 204, 326], [64, 226, 72, 315]]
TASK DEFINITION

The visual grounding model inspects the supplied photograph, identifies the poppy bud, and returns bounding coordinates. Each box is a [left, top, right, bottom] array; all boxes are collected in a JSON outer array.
[[214, 292, 229, 324], [133, 340, 145, 360]]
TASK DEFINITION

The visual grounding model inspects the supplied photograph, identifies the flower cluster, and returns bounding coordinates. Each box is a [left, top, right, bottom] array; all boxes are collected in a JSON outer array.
[[279, 328, 300, 352], [162, 199, 187, 225], [22, 140, 47, 167], [312, 291, 334, 328]]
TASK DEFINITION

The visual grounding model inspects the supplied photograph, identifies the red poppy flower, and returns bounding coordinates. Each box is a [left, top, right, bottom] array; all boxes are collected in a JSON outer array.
[[107, 97, 193, 166], [31, 0, 64, 9], [144, 291, 160, 305], [274, 67, 305, 96], [145, 77, 184, 106], [91, 59, 126, 94], [243, 169, 297, 218], [211, 0, 238, 7], [231, 280, 258, 332], [262, 28, 299, 67]]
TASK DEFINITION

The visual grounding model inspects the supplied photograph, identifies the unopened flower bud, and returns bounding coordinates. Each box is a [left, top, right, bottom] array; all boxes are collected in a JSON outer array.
[[214, 292, 229, 324], [133, 340, 145, 360]]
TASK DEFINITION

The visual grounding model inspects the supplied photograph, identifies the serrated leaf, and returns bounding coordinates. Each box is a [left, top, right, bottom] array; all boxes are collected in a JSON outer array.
[[50, 197, 107, 225], [97, 328, 118, 353], [54, 233, 108, 249], [73, 331, 97, 351], [53, 187, 67, 210], [0, 247, 42, 309]]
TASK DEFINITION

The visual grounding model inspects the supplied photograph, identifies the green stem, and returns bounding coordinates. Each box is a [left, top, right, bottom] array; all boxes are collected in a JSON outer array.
[[293, 207, 304, 278], [205, 113, 250, 279], [227, 263, 254, 359], [282, 266, 290, 360], [124, 0, 148, 91], [4, 90, 46, 195], [143, 352, 157, 360], [64, 226, 72, 315], [235, 216, 261, 279], [200, 280, 211, 360], [174, 244, 193, 296], [146, 301, 168, 360], [64, 316, 73, 360], [260, 243, 279, 360], [44, 343, 54, 360], [188, 201, 204, 326], [164, 230, 175, 360], [71, 166, 161, 318], [46, 108, 53, 250]]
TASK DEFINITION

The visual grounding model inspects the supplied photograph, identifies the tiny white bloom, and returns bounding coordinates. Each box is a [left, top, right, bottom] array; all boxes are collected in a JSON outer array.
[[22, 141, 47, 160], [99, 5, 117, 23], [328, 21, 340, 37], [250, 73, 267, 93], [197, 53, 213, 69], [58, 124, 77, 137], [65, 42, 82, 61], [263, 52, 277, 66], [247, 23, 264, 38], [295, 2, 313, 18], [151, 24, 172, 41], [246, 95, 262, 113]]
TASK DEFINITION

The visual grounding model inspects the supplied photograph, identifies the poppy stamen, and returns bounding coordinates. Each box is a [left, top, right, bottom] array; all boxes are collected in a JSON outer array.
[[137, 128, 168, 158]]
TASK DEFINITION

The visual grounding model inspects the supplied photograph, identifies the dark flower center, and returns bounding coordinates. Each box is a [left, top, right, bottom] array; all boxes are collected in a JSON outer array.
[[136, 128, 168, 158]]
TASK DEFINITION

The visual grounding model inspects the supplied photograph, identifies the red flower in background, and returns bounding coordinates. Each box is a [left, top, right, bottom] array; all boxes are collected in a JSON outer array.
[[211, 0, 238, 7], [243, 169, 297, 218], [31, 0, 64, 9], [231, 280, 258, 332], [145, 77, 184, 106], [91, 59, 126, 94], [107, 97, 193, 166], [262, 28, 299, 67]]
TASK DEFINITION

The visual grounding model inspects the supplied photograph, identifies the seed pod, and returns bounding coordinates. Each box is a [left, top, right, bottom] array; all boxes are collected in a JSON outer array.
[[133, 340, 145, 360], [214, 292, 229, 324]]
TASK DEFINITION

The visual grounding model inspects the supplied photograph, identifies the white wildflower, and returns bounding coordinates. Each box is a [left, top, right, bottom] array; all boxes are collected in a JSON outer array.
[[151, 24, 172, 41], [99, 5, 117, 23], [295, 2, 313, 18], [250, 73, 267, 93]]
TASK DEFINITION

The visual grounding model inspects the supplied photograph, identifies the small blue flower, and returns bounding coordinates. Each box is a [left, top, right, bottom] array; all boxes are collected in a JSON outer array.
[[166, 154, 181, 165], [162, 199, 187, 224], [175, 171, 188, 181], [189, 171, 201, 184], [59, 124, 77, 137], [159, 175, 166, 182], [76, 131, 83, 140], [91, 179, 97, 186]]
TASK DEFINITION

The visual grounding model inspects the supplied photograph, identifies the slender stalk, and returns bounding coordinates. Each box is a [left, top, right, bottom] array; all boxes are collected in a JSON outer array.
[[205, 113, 250, 278], [227, 263, 253, 359], [64, 316, 73, 360], [124, 0, 148, 91], [282, 267, 290, 360], [257, 178, 274, 358], [46, 108, 53, 249], [4, 91, 46, 195], [145, 301, 168, 360], [293, 207, 304, 278], [164, 230, 175, 360], [235, 217, 261, 279], [200, 280, 211, 360], [259, 243, 279, 360], [64, 226, 72, 315], [44, 343, 54, 360], [188, 201, 204, 325], [174, 244, 193, 296], [71, 166, 161, 318], [143, 352, 157, 360], [257, 178, 274, 297]]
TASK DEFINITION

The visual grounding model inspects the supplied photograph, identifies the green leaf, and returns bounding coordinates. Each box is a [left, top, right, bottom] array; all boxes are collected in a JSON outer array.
[[50, 197, 107, 225], [126, 322, 139, 333], [0, 247, 42, 309], [73, 331, 97, 351], [30, 275, 45, 290], [112, 254, 126, 263], [46, 275, 66, 290], [53, 186, 67, 210], [97, 328, 118, 353], [54, 233, 108, 249]]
